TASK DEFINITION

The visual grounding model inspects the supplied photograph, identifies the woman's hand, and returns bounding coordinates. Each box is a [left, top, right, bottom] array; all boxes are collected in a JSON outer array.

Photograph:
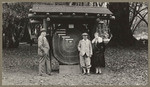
[[92, 38, 95, 43]]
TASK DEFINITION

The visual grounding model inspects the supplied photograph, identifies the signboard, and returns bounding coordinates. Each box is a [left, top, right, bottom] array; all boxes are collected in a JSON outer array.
[[68, 24, 74, 28]]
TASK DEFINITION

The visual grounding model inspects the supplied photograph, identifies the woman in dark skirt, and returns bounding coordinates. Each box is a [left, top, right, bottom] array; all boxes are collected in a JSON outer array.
[[92, 32, 105, 74]]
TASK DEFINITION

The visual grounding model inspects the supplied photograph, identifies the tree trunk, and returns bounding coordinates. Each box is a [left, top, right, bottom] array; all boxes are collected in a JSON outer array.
[[108, 2, 137, 47]]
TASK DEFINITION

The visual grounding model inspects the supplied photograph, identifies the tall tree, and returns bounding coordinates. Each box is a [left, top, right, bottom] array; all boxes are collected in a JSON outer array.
[[108, 2, 137, 46]]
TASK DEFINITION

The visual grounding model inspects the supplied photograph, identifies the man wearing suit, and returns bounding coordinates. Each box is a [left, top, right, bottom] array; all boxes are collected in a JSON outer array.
[[78, 33, 93, 75], [38, 28, 51, 76]]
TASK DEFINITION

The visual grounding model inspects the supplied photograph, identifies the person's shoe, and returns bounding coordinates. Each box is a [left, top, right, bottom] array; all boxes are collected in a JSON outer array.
[[39, 73, 50, 77], [47, 73, 52, 76], [87, 73, 90, 76], [82, 72, 86, 75], [99, 69, 102, 74], [43, 74, 50, 77], [38, 74, 42, 76], [96, 72, 99, 75], [99, 72, 102, 74]]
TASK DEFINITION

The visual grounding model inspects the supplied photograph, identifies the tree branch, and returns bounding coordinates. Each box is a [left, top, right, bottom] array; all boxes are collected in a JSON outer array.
[[132, 12, 148, 33], [129, 3, 138, 28]]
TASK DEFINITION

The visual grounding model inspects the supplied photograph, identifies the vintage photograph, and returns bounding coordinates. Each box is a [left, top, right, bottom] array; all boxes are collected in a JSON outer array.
[[2, 2, 148, 85]]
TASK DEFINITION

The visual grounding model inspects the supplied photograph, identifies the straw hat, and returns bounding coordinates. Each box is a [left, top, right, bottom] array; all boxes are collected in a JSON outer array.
[[40, 28, 46, 32], [82, 33, 88, 36]]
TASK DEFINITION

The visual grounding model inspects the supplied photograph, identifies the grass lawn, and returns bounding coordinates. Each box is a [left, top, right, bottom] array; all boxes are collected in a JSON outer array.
[[2, 43, 148, 85]]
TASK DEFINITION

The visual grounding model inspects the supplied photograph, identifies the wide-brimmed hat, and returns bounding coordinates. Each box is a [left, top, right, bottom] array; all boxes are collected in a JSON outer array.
[[40, 28, 46, 32], [82, 33, 88, 36]]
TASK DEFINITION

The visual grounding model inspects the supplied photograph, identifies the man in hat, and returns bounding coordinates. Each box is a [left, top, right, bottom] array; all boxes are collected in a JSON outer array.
[[78, 33, 93, 75], [38, 28, 51, 76]]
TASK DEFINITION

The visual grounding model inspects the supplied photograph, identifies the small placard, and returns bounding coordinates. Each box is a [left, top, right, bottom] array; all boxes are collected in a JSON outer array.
[[68, 24, 74, 28]]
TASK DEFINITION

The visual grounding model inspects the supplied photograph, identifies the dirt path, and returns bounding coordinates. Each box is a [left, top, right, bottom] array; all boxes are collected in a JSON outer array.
[[2, 67, 147, 85], [2, 44, 148, 85]]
